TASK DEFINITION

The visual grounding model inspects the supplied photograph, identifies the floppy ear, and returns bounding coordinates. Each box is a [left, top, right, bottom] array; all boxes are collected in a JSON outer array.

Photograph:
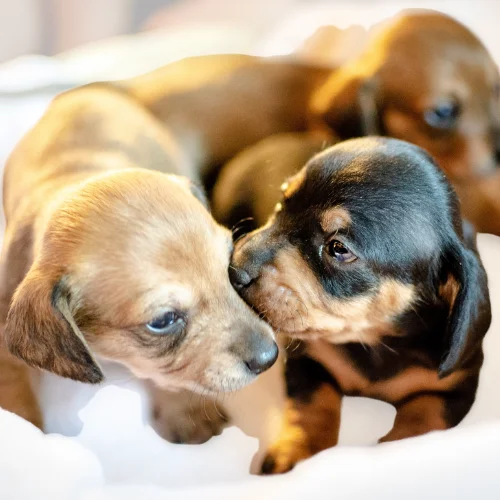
[[4, 266, 104, 384], [438, 244, 491, 377], [312, 71, 381, 139]]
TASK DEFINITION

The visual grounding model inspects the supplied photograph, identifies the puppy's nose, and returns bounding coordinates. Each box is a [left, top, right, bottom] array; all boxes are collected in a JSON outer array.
[[229, 266, 253, 290], [245, 340, 279, 375]]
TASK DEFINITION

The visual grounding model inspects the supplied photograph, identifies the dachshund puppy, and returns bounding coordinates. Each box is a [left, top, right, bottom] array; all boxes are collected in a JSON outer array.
[[229, 137, 491, 474], [312, 10, 500, 233], [0, 84, 278, 442], [121, 54, 330, 189]]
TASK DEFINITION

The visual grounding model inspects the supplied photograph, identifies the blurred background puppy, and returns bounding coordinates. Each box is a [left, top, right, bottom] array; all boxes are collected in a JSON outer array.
[[211, 10, 500, 235], [312, 10, 500, 233]]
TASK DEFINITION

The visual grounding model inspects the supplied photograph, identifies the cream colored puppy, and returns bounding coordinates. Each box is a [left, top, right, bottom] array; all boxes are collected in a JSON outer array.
[[0, 84, 278, 443]]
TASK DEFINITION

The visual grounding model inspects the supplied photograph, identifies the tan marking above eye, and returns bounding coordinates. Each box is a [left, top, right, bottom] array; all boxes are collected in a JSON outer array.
[[320, 206, 352, 234]]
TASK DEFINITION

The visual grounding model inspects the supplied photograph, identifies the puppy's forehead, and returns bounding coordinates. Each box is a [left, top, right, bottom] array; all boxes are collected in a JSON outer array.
[[72, 171, 232, 298], [300, 138, 444, 205], [284, 138, 449, 260]]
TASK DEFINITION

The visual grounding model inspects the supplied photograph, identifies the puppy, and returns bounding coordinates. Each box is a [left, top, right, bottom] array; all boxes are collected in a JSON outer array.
[[312, 10, 500, 232], [212, 132, 333, 231], [0, 83, 278, 442], [121, 54, 331, 189], [229, 137, 491, 474]]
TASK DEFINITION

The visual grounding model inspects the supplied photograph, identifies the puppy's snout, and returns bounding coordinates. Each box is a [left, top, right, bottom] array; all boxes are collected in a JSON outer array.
[[232, 231, 276, 288], [243, 331, 279, 375], [229, 266, 253, 290], [231, 328, 278, 375]]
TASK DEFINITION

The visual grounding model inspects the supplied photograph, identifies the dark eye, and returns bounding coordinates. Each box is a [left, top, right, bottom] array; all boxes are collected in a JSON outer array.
[[325, 240, 357, 263], [147, 311, 185, 335], [424, 100, 460, 130]]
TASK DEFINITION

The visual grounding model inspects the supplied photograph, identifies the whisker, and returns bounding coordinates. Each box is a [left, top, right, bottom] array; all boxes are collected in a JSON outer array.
[[202, 389, 211, 422], [213, 397, 225, 420]]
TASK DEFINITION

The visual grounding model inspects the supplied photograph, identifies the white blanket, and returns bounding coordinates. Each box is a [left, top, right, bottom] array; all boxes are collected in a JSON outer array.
[[2, 231, 500, 499]]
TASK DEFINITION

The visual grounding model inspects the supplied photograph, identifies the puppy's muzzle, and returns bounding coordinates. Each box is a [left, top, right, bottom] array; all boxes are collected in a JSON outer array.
[[230, 228, 276, 290]]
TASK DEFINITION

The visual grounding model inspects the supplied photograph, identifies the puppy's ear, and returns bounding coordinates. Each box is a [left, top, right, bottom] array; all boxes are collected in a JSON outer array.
[[4, 266, 104, 384], [312, 71, 380, 138], [438, 244, 491, 377]]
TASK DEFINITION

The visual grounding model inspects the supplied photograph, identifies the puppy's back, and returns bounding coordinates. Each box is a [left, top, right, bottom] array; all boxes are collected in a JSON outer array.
[[212, 132, 332, 230]]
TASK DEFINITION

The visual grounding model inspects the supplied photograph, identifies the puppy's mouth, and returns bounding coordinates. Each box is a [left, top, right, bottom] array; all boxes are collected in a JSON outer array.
[[241, 282, 311, 338]]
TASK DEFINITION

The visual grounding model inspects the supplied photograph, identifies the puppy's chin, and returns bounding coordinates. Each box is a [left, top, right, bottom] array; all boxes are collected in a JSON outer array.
[[151, 376, 256, 397], [146, 366, 258, 396]]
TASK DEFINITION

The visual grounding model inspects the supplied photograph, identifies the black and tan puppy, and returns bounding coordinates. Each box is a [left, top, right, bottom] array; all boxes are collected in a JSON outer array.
[[229, 137, 491, 474]]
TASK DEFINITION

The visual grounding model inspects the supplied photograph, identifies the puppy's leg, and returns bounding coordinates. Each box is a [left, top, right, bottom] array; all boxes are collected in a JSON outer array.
[[0, 343, 42, 429], [260, 355, 342, 475], [379, 393, 449, 443], [379, 374, 479, 443], [149, 385, 228, 444]]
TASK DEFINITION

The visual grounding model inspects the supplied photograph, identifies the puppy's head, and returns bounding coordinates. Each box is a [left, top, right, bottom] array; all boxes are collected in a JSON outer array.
[[231, 137, 490, 376], [5, 170, 277, 393], [312, 10, 500, 180]]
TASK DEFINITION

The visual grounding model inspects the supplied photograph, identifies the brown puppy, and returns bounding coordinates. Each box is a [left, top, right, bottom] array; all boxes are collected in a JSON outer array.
[[312, 10, 500, 232], [0, 83, 278, 442], [121, 54, 331, 188], [229, 137, 491, 474]]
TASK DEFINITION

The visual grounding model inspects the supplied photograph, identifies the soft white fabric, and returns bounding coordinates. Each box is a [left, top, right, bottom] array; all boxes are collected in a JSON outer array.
[[1, 2, 500, 499]]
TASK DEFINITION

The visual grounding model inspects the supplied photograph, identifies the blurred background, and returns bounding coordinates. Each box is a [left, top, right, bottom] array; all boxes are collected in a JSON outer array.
[[1, 1, 499, 64], [0, 0, 499, 216]]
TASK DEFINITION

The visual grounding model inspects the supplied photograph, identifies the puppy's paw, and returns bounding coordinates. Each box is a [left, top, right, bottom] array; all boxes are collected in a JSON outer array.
[[151, 389, 228, 445], [259, 438, 312, 475]]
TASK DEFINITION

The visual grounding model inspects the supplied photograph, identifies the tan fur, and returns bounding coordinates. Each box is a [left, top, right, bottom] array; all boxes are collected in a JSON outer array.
[[0, 339, 41, 428], [308, 340, 466, 402], [0, 84, 275, 432], [262, 384, 341, 474], [379, 394, 447, 442], [122, 54, 331, 175], [319, 207, 352, 234], [245, 245, 414, 344]]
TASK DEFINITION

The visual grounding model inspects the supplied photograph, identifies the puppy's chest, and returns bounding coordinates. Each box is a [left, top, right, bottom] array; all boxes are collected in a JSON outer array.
[[306, 339, 452, 403]]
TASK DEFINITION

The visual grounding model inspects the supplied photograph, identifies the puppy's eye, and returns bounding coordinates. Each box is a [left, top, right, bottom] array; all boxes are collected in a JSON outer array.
[[147, 311, 185, 334], [424, 100, 460, 130], [325, 240, 357, 263]]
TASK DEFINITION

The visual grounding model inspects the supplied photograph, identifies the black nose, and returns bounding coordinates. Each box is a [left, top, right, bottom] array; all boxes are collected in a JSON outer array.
[[245, 340, 279, 375], [229, 266, 253, 290]]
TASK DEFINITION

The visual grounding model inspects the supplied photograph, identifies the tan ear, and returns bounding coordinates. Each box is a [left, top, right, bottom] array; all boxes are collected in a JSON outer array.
[[4, 266, 104, 384], [312, 70, 380, 139]]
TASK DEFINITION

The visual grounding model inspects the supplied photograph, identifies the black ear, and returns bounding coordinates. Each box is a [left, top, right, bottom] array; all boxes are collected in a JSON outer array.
[[438, 244, 491, 377], [312, 71, 381, 139], [4, 266, 104, 384]]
